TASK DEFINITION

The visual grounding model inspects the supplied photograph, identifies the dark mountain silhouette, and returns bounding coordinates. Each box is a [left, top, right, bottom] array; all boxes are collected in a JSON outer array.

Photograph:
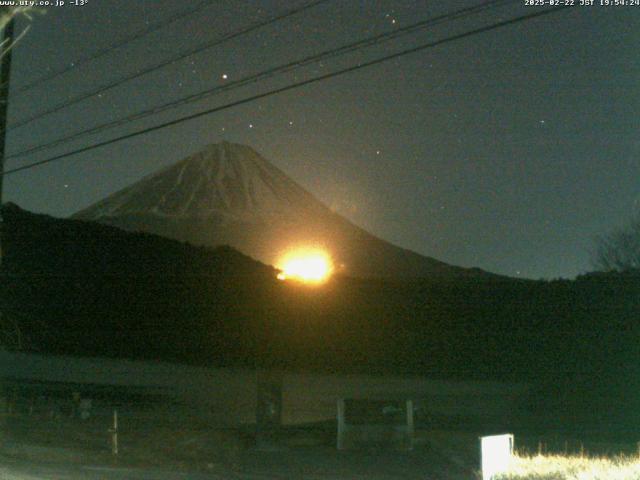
[[73, 142, 496, 280], [2, 204, 639, 436]]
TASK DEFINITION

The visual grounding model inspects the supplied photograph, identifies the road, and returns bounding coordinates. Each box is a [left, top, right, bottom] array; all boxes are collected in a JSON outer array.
[[1, 462, 223, 479], [0, 445, 475, 479]]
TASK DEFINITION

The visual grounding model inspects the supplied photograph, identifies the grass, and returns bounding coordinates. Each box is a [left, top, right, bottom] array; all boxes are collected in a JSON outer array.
[[3, 414, 248, 472], [494, 452, 640, 480]]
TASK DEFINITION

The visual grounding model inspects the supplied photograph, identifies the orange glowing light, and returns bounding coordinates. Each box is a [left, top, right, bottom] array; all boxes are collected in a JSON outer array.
[[276, 249, 333, 283]]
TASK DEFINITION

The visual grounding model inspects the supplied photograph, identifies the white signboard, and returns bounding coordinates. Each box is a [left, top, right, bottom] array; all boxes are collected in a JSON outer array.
[[480, 433, 514, 480]]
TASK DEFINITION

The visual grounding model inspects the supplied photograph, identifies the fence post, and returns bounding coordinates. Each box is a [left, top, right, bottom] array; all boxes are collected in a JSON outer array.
[[256, 370, 283, 450], [0, 394, 6, 444], [336, 399, 346, 450], [406, 400, 414, 450], [109, 409, 118, 456]]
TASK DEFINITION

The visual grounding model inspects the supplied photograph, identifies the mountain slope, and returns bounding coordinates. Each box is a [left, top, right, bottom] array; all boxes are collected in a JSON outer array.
[[73, 142, 493, 279]]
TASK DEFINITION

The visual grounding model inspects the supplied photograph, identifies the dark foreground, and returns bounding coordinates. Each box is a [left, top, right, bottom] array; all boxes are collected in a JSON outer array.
[[0, 430, 478, 480]]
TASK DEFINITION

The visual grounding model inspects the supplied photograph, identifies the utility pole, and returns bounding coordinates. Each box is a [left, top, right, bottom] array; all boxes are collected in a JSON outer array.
[[0, 10, 15, 192], [0, 9, 16, 353], [0, 8, 15, 261], [0, 5, 13, 430]]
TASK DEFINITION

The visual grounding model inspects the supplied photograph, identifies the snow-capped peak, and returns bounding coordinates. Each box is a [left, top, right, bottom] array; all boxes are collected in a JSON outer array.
[[75, 142, 328, 223]]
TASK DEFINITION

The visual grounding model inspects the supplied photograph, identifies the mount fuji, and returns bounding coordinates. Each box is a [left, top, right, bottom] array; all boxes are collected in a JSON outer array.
[[73, 142, 491, 279]]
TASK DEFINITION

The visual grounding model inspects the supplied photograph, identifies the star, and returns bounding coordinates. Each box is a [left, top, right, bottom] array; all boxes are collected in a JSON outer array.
[[222, 74, 228, 80], [249, 123, 254, 129]]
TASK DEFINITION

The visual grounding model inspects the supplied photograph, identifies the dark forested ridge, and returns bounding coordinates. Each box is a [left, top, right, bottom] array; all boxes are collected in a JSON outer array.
[[1, 203, 638, 388], [3, 203, 640, 434]]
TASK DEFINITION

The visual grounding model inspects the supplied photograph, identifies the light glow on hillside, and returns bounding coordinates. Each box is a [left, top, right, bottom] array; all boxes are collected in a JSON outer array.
[[276, 248, 333, 283]]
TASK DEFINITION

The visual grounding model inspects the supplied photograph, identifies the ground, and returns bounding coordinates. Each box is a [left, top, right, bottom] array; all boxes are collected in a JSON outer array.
[[0, 443, 476, 479], [0, 422, 479, 479]]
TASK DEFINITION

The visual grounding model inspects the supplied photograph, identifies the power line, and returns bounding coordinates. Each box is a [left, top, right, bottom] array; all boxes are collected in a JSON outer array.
[[2, 5, 571, 178], [7, 0, 330, 131], [8, 0, 516, 161], [14, 0, 217, 95]]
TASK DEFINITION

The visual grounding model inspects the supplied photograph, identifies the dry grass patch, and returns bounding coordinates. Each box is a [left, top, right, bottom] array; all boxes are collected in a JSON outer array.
[[496, 453, 640, 480]]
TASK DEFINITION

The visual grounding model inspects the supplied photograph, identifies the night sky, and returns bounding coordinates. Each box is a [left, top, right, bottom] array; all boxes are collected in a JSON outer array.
[[3, 0, 639, 279]]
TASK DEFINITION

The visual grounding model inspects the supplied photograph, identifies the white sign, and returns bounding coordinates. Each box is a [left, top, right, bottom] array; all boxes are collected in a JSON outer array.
[[480, 433, 514, 480]]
